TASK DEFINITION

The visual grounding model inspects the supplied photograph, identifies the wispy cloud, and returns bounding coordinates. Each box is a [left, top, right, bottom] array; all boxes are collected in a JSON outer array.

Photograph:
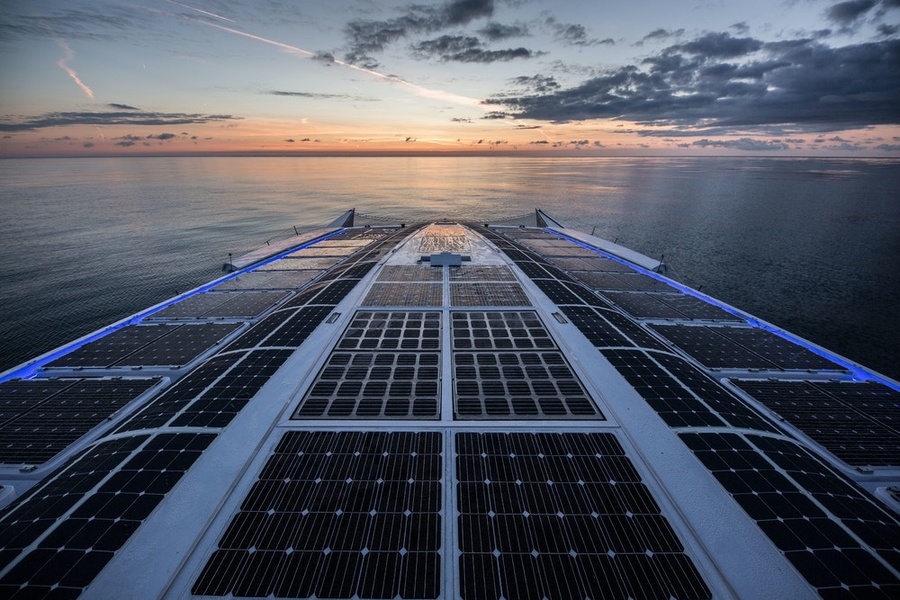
[[54, 38, 94, 99], [0, 108, 240, 132]]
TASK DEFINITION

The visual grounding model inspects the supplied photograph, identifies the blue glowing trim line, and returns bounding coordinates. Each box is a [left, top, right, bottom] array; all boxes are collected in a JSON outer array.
[[543, 228, 900, 393], [0, 229, 347, 384]]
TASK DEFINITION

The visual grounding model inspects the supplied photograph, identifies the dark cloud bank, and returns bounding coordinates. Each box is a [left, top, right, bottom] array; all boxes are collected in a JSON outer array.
[[0, 107, 240, 132], [491, 34, 900, 134]]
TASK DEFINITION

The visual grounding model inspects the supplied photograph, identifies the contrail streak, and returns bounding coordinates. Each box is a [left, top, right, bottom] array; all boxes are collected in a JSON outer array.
[[183, 14, 483, 109], [55, 38, 94, 100], [167, 0, 235, 23]]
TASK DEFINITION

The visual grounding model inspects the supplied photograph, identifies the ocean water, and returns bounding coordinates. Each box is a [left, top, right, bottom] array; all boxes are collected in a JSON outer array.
[[1, 156, 898, 382]]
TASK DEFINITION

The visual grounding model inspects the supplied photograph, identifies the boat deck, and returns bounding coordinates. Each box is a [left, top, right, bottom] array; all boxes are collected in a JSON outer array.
[[1, 216, 898, 599]]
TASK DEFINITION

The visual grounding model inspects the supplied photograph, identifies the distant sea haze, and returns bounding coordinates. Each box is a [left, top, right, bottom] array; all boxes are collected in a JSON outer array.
[[0, 156, 898, 383]]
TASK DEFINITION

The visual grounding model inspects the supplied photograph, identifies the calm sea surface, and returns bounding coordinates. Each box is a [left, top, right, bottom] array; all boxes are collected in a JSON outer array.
[[1, 156, 898, 382]]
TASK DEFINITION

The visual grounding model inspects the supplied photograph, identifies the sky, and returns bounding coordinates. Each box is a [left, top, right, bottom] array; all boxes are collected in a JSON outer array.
[[1, 0, 898, 157]]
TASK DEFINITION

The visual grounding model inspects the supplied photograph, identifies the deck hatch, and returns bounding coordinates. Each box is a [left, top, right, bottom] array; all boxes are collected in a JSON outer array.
[[191, 431, 442, 599], [455, 432, 711, 600]]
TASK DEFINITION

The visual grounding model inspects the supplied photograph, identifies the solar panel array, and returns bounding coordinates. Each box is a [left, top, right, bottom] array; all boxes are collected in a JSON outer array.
[[456, 432, 712, 600], [732, 379, 900, 466], [192, 431, 442, 599], [0, 378, 160, 465], [483, 225, 900, 596], [0, 225, 422, 597], [295, 312, 441, 419]]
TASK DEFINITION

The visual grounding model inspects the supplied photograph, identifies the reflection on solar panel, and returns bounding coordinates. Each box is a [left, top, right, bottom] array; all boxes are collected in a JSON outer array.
[[288, 246, 357, 258], [451, 282, 530, 307], [732, 379, 900, 466], [153, 291, 288, 320], [456, 432, 711, 600], [261, 256, 339, 269], [448, 265, 516, 281], [376, 265, 442, 282], [363, 282, 442, 307], [650, 324, 842, 370], [214, 270, 321, 290], [572, 271, 675, 292], [547, 256, 635, 273], [0, 432, 214, 598], [44, 323, 240, 369], [0, 378, 160, 464], [561, 306, 635, 348], [192, 431, 442, 599], [681, 432, 900, 597]]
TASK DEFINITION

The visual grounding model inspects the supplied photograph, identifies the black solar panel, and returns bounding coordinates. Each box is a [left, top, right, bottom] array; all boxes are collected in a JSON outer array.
[[259, 306, 334, 347], [0, 378, 161, 465], [45, 325, 172, 368], [548, 256, 635, 273], [201, 291, 288, 318], [338, 311, 440, 351], [192, 431, 442, 599], [450, 282, 530, 307], [295, 352, 440, 419], [0, 380, 80, 425], [451, 311, 554, 351], [573, 271, 675, 292], [602, 292, 686, 319], [456, 432, 711, 600], [171, 350, 294, 427], [116, 323, 240, 367], [454, 351, 601, 419], [118, 357, 237, 433], [680, 432, 900, 597], [732, 379, 900, 466], [532, 278, 586, 305], [0, 432, 214, 598], [561, 306, 634, 348], [651, 324, 844, 371], [601, 350, 726, 428]]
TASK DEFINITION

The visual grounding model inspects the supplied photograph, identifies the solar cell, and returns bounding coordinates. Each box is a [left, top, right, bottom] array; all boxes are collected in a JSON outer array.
[[573, 271, 675, 292], [455, 432, 711, 600], [649, 324, 774, 369], [192, 431, 442, 599], [45, 325, 172, 368]]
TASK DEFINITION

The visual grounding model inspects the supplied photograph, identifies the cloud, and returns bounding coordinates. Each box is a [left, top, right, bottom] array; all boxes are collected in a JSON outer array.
[[639, 28, 685, 45], [54, 38, 94, 99], [489, 35, 900, 134], [412, 35, 539, 62], [478, 21, 528, 40], [147, 132, 176, 140], [825, 0, 878, 25], [546, 18, 614, 47], [510, 74, 560, 93], [692, 138, 791, 151], [344, 0, 494, 65], [0, 109, 240, 132], [267, 90, 379, 101], [107, 103, 140, 110]]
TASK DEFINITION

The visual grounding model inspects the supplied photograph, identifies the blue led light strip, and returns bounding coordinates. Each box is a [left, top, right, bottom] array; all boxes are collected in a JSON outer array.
[[543, 228, 900, 392], [0, 229, 348, 384]]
